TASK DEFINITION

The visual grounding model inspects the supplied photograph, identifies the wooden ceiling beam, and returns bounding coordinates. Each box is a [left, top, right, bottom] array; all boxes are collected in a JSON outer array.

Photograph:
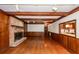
[[7, 12, 69, 16], [20, 18, 56, 20], [24, 20, 53, 24], [69, 7, 79, 15], [53, 16, 64, 22], [23, 18, 54, 22]]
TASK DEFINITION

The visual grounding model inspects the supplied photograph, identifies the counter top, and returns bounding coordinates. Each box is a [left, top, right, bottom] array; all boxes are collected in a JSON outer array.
[[61, 33, 75, 37]]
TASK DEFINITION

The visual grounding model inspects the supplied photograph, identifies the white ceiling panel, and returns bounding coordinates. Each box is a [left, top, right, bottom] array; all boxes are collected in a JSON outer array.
[[16, 16, 61, 19], [0, 4, 79, 12], [0, 5, 17, 12], [18, 4, 79, 12]]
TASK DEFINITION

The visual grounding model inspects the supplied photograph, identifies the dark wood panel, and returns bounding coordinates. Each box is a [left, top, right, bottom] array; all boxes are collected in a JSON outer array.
[[25, 32, 44, 37]]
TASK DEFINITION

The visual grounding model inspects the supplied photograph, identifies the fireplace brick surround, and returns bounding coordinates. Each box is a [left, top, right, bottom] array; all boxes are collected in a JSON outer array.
[[9, 16, 26, 47]]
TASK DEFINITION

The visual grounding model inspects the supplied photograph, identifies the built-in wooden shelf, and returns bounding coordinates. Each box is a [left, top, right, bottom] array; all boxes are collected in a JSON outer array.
[[59, 20, 76, 37]]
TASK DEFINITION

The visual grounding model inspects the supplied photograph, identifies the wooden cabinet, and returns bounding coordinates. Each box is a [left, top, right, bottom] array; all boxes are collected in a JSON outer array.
[[76, 39, 79, 53], [50, 32, 79, 54], [58, 34, 63, 44], [0, 11, 9, 52], [62, 35, 68, 48], [68, 36, 77, 52], [59, 20, 76, 37]]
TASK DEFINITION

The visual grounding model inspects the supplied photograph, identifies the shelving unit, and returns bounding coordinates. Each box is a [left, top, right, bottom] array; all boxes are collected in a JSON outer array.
[[59, 20, 76, 37]]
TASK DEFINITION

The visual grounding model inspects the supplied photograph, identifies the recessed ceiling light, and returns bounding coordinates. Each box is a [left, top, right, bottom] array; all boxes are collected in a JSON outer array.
[[52, 7, 58, 11]]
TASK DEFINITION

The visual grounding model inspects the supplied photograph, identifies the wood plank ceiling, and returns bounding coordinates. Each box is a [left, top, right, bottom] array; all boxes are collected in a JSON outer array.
[[0, 4, 79, 24]]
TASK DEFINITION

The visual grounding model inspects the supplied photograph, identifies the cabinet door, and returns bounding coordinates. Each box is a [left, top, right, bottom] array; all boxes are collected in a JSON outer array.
[[68, 37, 77, 52], [59, 34, 63, 44], [76, 39, 79, 54], [63, 35, 68, 48]]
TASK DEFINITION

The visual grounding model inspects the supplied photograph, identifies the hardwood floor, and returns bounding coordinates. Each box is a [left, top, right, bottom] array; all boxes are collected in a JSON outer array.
[[0, 36, 71, 54]]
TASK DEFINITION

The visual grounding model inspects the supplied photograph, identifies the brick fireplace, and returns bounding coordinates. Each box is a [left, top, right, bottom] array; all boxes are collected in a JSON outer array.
[[9, 16, 26, 47]]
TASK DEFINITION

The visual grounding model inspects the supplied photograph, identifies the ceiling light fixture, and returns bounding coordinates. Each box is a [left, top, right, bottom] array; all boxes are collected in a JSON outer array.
[[52, 7, 58, 12]]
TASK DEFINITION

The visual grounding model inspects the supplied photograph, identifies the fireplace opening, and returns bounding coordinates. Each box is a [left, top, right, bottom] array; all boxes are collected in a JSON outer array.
[[14, 32, 24, 42]]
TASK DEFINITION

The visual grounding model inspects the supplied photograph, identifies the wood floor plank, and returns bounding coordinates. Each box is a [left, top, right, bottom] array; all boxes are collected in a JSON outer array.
[[0, 37, 71, 54]]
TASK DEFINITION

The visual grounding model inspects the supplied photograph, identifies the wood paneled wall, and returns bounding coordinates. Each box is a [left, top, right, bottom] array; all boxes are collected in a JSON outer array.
[[0, 11, 9, 52], [25, 32, 44, 37], [48, 32, 79, 54]]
